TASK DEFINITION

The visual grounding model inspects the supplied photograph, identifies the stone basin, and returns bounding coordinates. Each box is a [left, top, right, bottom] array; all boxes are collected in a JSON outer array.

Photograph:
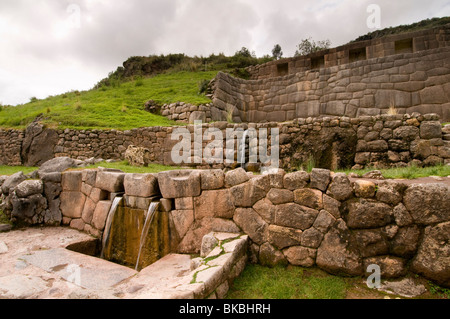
[[157, 170, 201, 199]]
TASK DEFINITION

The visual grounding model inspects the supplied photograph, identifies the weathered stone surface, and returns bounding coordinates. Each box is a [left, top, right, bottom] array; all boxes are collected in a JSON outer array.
[[316, 219, 363, 276], [14, 180, 43, 198], [1, 172, 26, 195], [294, 188, 323, 209], [378, 278, 427, 298], [124, 173, 159, 198], [390, 225, 421, 258], [253, 198, 276, 224], [61, 171, 82, 192], [363, 256, 407, 279], [275, 203, 318, 230], [267, 169, 285, 189], [194, 189, 235, 219], [170, 210, 194, 239], [158, 170, 201, 199], [323, 194, 341, 219], [266, 188, 293, 205], [420, 121, 442, 139], [91, 200, 112, 230], [268, 225, 302, 249], [313, 210, 336, 234], [393, 203, 414, 227], [327, 173, 353, 201], [11, 194, 47, 225], [81, 197, 96, 224], [310, 168, 331, 192], [224, 168, 249, 187], [233, 208, 268, 245], [283, 171, 310, 190], [411, 221, 450, 287], [95, 171, 125, 193], [60, 192, 86, 219], [200, 233, 219, 258], [38, 157, 78, 176], [376, 180, 403, 205], [301, 227, 324, 249], [22, 123, 58, 167], [230, 180, 266, 208], [346, 199, 393, 229], [354, 229, 389, 258], [259, 242, 288, 267], [353, 180, 376, 198], [175, 197, 193, 210], [403, 183, 450, 225], [200, 169, 225, 190], [283, 246, 317, 267]]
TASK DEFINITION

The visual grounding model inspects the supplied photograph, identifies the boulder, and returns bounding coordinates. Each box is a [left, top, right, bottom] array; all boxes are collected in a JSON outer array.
[[411, 221, 450, 287], [294, 188, 323, 210], [200, 169, 225, 190], [157, 170, 201, 199], [233, 208, 268, 245], [353, 180, 376, 198], [259, 242, 288, 267], [266, 188, 293, 205], [326, 173, 353, 201], [194, 189, 235, 219], [310, 168, 331, 192], [316, 219, 363, 276], [38, 157, 79, 176], [268, 225, 303, 249], [301, 227, 324, 249], [283, 171, 310, 190], [420, 121, 442, 139], [275, 203, 319, 231], [375, 180, 404, 205], [283, 246, 317, 267], [21, 120, 58, 166], [403, 183, 450, 225], [124, 173, 159, 198], [14, 180, 43, 198], [11, 193, 47, 225], [346, 199, 393, 229], [390, 225, 421, 258], [1, 172, 26, 195], [224, 168, 249, 187]]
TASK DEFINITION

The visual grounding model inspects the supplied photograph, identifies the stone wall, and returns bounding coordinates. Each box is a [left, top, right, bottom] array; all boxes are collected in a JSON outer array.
[[0, 114, 449, 171], [246, 24, 450, 79], [160, 102, 228, 124], [1, 166, 449, 288], [212, 46, 450, 123]]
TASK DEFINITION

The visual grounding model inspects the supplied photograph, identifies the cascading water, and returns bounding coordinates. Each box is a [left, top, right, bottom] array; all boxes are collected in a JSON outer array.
[[100, 196, 123, 259], [135, 201, 160, 271], [240, 130, 249, 166]]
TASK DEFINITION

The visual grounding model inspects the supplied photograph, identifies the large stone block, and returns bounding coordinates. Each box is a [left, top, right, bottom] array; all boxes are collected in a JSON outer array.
[[294, 188, 323, 210], [283, 246, 317, 267], [268, 225, 303, 250], [61, 171, 83, 192], [200, 169, 225, 190], [346, 199, 393, 229], [233, 208, 268, 245], [157, 170, 201, 199], [275, 203, 318, 230], [92, 200, 112, 231], [194, 189, 235, 219], [124, 173, 159, 198], [224, 168, 249, 188], [420, 121, 442, 139], [403, 183, 450, 225], [95, 171, 125, 193], [411, 221, 450, 287], [14, 180, 43, 198], [60, 191, 86, 219], [326, 173, 353, 201], [283, 171, 310, 190]]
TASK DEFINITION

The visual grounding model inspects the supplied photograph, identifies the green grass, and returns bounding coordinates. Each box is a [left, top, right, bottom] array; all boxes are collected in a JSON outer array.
[[0, 166, 38, 176], [0, 71, 218, 130], [226, 265, 348, 299], [340, 164, 450, 180], [83, 160, 185, 174]]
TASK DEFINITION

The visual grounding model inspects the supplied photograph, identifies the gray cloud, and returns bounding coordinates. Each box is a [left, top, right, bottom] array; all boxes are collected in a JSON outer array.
[[0, 0, 449, 105]]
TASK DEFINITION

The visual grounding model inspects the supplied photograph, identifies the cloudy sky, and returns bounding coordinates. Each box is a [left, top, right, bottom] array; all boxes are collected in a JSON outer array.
[[1, 0, 449, 106]]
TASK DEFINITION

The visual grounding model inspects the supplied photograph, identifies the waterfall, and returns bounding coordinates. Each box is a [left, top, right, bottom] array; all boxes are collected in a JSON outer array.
[[240, 130, 249, 165], [135, 201, 160, 271], [100, 196, 123, 259]]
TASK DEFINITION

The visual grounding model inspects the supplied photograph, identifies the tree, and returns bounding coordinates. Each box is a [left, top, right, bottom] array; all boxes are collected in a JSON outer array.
[[294, 37, 331, 57], [272, 44, 283, 60], [235, 47, 255, 58]]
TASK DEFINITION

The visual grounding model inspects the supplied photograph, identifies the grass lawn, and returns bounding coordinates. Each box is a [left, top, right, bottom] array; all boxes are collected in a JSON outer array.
[[226, 265, 348, 299], [0, 71, 217, 131], [340, 164, 450, 179], [83, 161, 185, 174], [0, 166, 39, 176]]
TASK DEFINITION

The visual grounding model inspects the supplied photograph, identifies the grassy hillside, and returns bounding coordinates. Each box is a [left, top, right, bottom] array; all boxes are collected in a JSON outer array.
[[0, 71, 217, 130]]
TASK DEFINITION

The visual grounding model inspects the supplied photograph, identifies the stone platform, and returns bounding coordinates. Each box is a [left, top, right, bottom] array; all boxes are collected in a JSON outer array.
[[0, 227, 247, 299]]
